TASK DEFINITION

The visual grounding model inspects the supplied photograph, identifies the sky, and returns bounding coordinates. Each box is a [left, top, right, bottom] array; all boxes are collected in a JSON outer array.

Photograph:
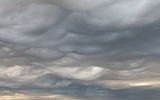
[[0, 0, 160, 100]]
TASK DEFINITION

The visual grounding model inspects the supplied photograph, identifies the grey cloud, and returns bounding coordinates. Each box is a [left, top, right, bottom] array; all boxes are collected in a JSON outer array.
[[0, 0, 160, 100], [0, 84, 160, 100]]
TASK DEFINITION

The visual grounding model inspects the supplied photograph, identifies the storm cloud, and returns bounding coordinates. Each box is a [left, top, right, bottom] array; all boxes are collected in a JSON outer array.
[[0, 0, 160, 100]]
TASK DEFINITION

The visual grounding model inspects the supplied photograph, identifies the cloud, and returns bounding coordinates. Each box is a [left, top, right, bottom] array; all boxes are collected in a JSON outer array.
[[0, 0, 160, 100]]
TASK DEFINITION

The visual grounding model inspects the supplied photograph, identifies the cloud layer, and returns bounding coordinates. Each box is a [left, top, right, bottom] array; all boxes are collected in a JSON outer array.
[[0, 0, 160, 100]]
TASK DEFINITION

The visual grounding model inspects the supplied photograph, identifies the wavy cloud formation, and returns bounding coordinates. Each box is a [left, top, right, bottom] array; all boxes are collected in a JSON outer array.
[[0, 0, 160, 100]]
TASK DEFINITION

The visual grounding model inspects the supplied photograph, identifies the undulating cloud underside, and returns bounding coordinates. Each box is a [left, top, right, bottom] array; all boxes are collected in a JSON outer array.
[[0, 0, 160, 100]]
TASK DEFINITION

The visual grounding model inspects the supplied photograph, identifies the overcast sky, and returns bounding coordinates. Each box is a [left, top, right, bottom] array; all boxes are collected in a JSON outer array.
[[0, 0, 160, 100]]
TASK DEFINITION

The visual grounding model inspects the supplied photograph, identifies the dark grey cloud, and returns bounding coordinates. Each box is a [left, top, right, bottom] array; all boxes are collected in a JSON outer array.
[[0, 85, 160, 100], [0, 0, 160, 100]]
